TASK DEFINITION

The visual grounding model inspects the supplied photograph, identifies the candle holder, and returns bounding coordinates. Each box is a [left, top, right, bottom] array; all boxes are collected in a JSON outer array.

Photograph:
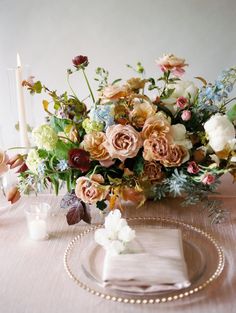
[[24, 202, 51, 240]]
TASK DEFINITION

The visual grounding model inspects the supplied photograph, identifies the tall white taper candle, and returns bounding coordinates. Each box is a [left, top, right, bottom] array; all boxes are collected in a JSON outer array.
[[16, 53, 30, 148]]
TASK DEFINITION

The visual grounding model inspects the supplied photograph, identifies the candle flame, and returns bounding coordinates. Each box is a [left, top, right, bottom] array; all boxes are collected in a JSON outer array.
[[17, 53, 21, 67]]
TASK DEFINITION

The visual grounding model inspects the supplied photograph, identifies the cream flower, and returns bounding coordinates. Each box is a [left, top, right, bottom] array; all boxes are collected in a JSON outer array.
[[75, 174, 109, 204], [103, 124, 142, 161], [129, 97, 156, 128], [162, 81, 198, 113], [204, 114, 236, 152], [26, 150, 42, 174], [171, 124, 193, 149], [32, 124, 58, 151]]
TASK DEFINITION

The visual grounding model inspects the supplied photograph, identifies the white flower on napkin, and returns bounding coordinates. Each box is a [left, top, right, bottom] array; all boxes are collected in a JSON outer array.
[[95, 209, 135, 255]]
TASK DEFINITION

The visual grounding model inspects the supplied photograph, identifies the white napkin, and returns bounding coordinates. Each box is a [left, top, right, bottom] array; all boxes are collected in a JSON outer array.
[[102, 228, 190, 293]]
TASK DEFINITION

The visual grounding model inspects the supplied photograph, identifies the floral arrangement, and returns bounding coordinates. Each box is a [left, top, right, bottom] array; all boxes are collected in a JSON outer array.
[[14, 53, 236, 224]]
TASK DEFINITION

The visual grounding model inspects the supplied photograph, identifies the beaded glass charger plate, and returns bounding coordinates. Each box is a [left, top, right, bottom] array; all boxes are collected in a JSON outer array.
[[64, 217, 224, 304]]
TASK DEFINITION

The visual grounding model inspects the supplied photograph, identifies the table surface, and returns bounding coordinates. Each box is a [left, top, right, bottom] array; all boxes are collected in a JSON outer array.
[[0, 174, 236, 313]]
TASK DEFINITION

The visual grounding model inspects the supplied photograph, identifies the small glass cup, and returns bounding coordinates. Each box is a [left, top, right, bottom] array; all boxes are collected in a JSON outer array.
[[24, 202, 51, 240]]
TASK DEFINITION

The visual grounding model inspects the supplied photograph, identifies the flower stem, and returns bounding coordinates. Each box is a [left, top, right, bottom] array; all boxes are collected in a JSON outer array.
[[66, 73, 79, 99], [82, 69, 95, 103]]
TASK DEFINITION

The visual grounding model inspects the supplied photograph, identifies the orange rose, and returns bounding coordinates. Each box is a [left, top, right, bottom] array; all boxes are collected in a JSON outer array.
[[102, 84, 129, 100], [143, 161, 165, 183], [143, 135, 170, 162], [129, 97, 156, 128], [141, 115, 171, 139], [82, 132, 111, 162], [161, 144, 187, 167]]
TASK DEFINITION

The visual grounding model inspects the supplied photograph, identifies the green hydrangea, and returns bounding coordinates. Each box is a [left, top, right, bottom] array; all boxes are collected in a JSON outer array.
[[26, 149, 42, 174], [32, 124, 58, 151], [82, 118, 104, 134]]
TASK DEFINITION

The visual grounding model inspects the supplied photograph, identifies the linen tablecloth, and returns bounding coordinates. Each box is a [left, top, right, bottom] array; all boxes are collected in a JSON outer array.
[[0, 174, 235, 313]]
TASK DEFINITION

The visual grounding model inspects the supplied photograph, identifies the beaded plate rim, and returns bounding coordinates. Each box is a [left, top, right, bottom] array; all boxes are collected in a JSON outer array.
[[63, 216, 225, 305]]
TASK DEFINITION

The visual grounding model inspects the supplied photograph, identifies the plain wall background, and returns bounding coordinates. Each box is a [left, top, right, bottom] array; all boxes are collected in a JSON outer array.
[[0, 0, 236, 148]]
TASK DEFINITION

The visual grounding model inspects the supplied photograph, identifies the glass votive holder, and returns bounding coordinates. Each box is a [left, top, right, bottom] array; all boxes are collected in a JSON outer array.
[[24, 202, 51, 240]]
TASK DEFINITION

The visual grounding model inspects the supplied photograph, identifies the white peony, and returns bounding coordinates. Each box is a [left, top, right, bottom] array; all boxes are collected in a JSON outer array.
[[171, 124, 193, 150], [94, 209, 135, 255], [162, 80, 198, 107], [204, 114, 236, 152]]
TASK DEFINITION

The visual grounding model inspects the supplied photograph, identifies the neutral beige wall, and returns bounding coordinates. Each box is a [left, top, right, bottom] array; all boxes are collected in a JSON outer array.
[[0, 0, 236, 147]]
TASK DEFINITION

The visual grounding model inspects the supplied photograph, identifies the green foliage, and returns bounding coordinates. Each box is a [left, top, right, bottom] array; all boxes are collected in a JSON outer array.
[[227, 104, 236, 122], [54, 140, 75, 159], [33, 81, 43, 93], [133, 155, 144, 176], [96, 200, 107, 211], [50, 116, 72, 133]]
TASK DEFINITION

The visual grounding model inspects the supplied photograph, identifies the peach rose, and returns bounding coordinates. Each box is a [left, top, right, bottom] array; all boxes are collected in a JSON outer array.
[[103, 124, 142, 161], [156, 54, 188, 77], [143, 135, 170, 162], [102, 84, 129, 100], [143, 161, 165, 183], [82, 132, 111, 162], [0, 150, 9, 176], [75, 174, 110, 204], [141, 115, 171, 139], [161, 144, 187, 167], [129, 97, 156, 128]]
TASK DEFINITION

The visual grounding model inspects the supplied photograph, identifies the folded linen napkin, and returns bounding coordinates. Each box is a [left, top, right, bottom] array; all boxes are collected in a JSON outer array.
[[102, 228, 190, 293]]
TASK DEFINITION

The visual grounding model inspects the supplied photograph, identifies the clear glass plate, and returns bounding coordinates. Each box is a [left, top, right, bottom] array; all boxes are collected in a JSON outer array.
[[64, 217, 224, 304]]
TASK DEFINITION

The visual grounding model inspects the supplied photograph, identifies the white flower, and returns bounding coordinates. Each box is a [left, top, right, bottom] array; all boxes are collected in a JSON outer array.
[[32, 124, 58, 151], [204, 114, 236, 152], [171, 124, 193, 149], [118, 225, 136, 243], [26, 150, 42, 174], [162, 80, 198, 107], [106, 241, 125, 256], [94, 209, 135, 255]]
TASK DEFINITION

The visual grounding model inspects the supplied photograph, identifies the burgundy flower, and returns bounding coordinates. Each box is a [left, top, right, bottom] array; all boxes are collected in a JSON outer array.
[[72, 55, 88, 68], [68, 148, 90, 172]]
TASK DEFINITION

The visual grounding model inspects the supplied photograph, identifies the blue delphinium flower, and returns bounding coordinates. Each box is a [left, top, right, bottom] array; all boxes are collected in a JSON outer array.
[[90, 104, 115, 130], [37, 162, 46, 175], [57, 159, 68, 171], [199, 66, 236, 104]]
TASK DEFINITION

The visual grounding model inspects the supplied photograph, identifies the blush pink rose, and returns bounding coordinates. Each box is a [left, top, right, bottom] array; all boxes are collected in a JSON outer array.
[[103, 124, 143, 161], [156, 54, 188, 77], [176, 96, 188, 109], [187, 161, 200, 174], [201, 173, 215, 185], [181, 110, 191, 121]]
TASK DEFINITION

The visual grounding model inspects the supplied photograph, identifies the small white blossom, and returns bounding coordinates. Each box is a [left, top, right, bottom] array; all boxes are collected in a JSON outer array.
[[95, 209, 135, 255]]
